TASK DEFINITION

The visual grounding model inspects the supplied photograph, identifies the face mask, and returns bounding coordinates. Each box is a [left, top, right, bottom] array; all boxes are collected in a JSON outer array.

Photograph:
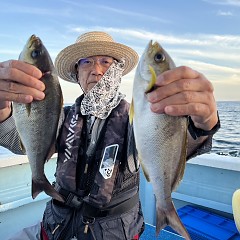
[[80, 59, 126, 119]]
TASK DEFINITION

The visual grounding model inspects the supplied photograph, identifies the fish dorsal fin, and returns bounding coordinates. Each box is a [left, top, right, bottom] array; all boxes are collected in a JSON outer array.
[[129, 99, 134, 125], [46, 143, 56, 162], [145, 65, 157, 93]]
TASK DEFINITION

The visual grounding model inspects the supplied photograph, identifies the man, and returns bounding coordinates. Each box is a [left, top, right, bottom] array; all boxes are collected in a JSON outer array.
[[0, 31, 220, 239]]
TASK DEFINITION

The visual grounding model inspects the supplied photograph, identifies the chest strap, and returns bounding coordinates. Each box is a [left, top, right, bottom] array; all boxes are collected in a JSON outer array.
[[54, 184, 139, 218], [82, 192, 139, 218]]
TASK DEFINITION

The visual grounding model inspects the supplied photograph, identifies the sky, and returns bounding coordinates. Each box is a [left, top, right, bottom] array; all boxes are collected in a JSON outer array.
[[0, 0, 240, 103]]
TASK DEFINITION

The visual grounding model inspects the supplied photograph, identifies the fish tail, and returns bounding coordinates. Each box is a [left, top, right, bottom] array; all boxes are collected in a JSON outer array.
[[32, 175, 64, 202], [156, 201, 191, 240]]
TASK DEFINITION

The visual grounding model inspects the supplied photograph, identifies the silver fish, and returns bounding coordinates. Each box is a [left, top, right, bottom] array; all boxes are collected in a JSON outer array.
[[130, 40, 190, 239], [12, 35, 64, 202]]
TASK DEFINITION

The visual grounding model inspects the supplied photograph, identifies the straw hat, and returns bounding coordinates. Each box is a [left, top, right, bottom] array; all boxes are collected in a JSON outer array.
[[55, 31, 139, 83]]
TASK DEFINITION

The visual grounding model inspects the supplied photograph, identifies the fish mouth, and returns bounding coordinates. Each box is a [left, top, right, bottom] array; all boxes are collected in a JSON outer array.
[[29, 35, 42, 49], [30, 34, 41, 43]]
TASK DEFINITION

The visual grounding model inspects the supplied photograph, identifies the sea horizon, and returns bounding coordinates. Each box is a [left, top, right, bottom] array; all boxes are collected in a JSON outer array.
[[0, 101, 239, 158]]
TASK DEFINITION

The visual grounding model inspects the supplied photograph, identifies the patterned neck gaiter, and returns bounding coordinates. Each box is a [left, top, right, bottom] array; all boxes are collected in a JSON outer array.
[[80, 59, 126, 119]]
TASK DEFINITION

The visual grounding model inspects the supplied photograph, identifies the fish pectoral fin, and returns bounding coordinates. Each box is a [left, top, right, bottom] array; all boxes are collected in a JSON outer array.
[[25, 103, 31, 116], [46, 143, 56, 162], [56, 106, 65, 139], [19, 139, 26, 153], [141, 162, 151, 182], [232, 189, 240, 232], [145, 65, 157, 93], [129, 99, 134, 125], [172, 125, 188, 191]]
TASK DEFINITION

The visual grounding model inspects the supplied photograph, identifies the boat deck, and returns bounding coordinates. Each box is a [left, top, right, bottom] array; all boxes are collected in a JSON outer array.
[[1, 153, 240, 239]]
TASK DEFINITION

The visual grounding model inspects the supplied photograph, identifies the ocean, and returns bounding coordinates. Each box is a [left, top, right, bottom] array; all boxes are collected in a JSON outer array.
[[212, 101, 240, 157], [0, 101, 239, 158]]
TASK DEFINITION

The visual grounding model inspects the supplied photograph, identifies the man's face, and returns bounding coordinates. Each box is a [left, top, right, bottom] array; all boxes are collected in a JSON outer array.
[[76, 55, 114, 93]]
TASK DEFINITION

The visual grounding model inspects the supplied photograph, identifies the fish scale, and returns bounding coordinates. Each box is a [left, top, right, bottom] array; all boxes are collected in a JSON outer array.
[[130, 40, 190, 239], [12, 35, 64, 202]]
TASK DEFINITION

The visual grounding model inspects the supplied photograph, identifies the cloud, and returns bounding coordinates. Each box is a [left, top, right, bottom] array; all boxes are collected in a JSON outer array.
[[169, 48, 240, 62], [217, 10, 234, 16], [185, 60, 240, 74], [203, 0, 240, 7], [70, 26, 240, 49], [71, 26, 211, 46]]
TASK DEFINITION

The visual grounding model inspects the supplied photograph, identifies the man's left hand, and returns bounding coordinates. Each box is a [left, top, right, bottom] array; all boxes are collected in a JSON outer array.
[[146, 66, 218, 131]]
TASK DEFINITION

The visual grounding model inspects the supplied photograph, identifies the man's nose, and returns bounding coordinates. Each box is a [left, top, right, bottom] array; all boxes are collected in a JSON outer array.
[[91, 63, 105, 76]]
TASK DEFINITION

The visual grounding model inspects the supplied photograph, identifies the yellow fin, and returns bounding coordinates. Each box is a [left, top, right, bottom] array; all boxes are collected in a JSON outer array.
[[232, 189, 240, 233], [129, 99, 134, 125], [145, 65, 157, 93]]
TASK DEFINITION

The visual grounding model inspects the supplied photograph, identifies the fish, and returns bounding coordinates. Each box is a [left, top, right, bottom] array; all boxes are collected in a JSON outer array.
[[129, 40, 190, 239], [12, 35, 64, 202], [232, 189, 240, 232]]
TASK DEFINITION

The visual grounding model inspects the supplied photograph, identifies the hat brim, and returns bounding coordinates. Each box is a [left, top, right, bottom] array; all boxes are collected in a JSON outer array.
[[55, 41, 139, 83]]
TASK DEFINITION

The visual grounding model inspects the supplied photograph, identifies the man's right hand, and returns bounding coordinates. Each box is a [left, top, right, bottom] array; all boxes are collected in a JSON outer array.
[[0, 60, 45, 122]]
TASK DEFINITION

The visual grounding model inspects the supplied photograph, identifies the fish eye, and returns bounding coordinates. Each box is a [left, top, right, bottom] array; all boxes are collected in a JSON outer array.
[[154, 53, 165, 63], [31, 50, 42, 58]]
